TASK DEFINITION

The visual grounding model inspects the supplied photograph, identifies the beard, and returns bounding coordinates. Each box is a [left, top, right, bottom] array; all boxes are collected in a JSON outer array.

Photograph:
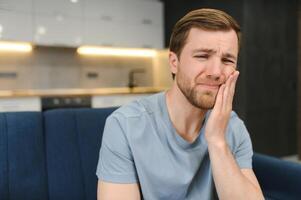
[[176, 70, 218, 110]]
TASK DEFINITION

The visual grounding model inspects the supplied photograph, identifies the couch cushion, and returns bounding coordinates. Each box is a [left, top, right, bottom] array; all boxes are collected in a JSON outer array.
[[0, 112, 48, 200], [253, 153, 301, 199], [44, 107, 116, 200]]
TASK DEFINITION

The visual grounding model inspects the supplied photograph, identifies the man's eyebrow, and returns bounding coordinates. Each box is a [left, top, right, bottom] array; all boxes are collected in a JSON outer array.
[[192, 48, 237, 60], [192, 48, 216, 54]]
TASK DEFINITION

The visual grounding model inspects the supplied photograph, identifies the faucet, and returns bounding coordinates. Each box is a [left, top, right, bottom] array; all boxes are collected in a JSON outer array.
[[128, 69, 146, 89]]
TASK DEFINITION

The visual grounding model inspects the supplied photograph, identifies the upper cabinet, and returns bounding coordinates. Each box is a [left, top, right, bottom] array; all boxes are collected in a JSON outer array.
[[0, 0, 164, 49], [83, 0, 164, 48], [0, 10, 33, 42], [0, 0, 33, 42], [0, 0, 32, 12]]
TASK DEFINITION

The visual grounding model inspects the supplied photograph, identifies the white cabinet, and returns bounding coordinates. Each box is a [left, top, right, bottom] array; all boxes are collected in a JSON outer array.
[[0, 10, 33, 42], [33, 0, 83, 47], [34, 15, 82, 47], [0, 0, 32, 13], [0, 97, 41, 112], [83, 0, 164, 48], [33, 0, 83, 18], [83, 19, 119, 46], [0, 0, 164, 49], [84, 0, 113, 20], [120, 23, 163, 48], [119, 0, 163, 26]]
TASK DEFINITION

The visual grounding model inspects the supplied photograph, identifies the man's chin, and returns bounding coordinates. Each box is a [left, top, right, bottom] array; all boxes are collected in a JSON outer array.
[[191, 93, 216, 110]]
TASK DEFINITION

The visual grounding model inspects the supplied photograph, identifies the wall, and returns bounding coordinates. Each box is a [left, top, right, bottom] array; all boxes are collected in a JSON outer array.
[[0, 46, 154, 89]]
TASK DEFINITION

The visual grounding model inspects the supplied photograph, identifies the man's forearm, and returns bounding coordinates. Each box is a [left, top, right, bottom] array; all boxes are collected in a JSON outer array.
[[207, 141, 264, 200]]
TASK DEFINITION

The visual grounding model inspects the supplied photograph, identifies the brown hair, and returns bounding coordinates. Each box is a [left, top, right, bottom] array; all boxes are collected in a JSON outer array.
[[169, 8, 241, 79]]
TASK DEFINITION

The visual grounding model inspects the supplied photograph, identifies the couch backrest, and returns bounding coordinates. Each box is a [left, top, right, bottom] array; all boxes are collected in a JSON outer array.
[[43, 107, 117, 200], [2, 107, 300, 200], [0, 112, 48, 200], [253, 153, 301, 199]]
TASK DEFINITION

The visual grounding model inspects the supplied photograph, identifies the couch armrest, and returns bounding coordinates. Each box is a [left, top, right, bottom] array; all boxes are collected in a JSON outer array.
[[253, 153, 301, 199]]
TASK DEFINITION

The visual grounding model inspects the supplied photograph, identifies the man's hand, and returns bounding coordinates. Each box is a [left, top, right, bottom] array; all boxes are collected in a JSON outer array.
[[204, 70, 239, 145], [203, 70, 264, 199]]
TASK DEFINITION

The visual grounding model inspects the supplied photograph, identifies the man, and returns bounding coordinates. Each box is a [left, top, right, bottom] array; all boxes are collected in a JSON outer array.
[[96, 8, 264, 200]]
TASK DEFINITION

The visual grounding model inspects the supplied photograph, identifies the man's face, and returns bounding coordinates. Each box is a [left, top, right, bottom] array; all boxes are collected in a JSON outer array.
[[170, 28, 239, 109]]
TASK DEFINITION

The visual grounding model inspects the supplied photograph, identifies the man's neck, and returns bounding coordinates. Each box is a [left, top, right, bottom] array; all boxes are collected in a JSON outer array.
[[165, 84, 207, 143]]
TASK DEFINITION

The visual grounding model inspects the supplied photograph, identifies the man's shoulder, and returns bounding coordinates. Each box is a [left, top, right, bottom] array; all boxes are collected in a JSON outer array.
[[110, 92, 164, 120], [229, 111, 244, 127], [226, 111, 250, 149]]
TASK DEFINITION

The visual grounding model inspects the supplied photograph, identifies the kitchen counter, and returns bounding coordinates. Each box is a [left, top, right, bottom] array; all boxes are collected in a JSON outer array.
[[0, 87, 168, 98]]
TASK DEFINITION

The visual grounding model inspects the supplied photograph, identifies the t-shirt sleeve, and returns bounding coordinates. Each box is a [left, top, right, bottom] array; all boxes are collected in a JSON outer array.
[[234, 120, 253, 169], [96, 113, 138, 183]]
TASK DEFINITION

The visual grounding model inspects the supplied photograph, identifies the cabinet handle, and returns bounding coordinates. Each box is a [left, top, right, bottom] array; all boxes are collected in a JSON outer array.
[[142, 19, 152, 25]]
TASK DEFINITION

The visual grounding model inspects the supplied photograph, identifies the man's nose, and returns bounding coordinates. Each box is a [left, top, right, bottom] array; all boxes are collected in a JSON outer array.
[[205, 59, 222, 81]]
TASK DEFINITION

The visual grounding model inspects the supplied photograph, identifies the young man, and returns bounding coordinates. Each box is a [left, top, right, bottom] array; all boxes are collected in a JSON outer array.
[[96, 8, 264, 200]]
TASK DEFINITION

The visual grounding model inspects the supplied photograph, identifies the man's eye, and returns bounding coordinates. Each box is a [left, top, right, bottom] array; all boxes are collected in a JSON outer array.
[[194, 55, 208, 59], [222, 59, 234, 64]]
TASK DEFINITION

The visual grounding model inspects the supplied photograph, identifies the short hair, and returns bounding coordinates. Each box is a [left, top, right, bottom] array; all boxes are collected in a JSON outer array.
[[169, 8, 241, 79]]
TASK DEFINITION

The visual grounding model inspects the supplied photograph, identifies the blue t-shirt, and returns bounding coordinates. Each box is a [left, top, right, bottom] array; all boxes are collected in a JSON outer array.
[[96, 92, 253, 200]]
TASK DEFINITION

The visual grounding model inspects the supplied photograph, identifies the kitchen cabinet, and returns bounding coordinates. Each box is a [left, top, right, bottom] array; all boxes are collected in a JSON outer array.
[[33, 0, 83, 18], [0, 97, 41, 112], [33, 0, 83, 47], [0, 10, 33, 42], [83, 0, 164, 48], [0, 0, 164, 48], [34, 15, 82, 47], [83, 19, 119, 46], [0, 0, 32, 13], [119, 0, 163, 26], [119, 23, 163, 48]]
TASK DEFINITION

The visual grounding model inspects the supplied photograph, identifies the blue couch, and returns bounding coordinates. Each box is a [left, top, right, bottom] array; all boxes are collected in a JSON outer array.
[[0, 107, 301, 200]]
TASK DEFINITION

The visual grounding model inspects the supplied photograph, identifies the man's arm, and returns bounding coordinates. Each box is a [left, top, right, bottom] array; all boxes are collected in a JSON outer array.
[[205, 71, 264, 199], [97, 181, 141, 200], [208, 142, 263, 199], [96, 114, 141, 199]]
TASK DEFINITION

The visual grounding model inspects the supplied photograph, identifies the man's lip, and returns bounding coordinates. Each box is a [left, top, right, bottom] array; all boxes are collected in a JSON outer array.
[[196, 83, 220, 90]]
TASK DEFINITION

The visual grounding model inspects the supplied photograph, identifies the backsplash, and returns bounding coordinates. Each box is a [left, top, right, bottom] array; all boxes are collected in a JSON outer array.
[[0, 46, 165, 90]]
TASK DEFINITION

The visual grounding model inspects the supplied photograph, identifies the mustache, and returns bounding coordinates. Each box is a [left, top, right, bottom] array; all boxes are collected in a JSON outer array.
[[195, 82, 221, 86], [195, 76, 225, 86]]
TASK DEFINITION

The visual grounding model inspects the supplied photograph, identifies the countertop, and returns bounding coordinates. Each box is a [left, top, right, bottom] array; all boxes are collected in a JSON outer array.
[[0, 87, 169, 98]]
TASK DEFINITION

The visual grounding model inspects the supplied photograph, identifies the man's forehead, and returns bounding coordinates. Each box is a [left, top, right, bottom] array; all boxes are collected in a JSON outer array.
[[185, 28, 239, 54]]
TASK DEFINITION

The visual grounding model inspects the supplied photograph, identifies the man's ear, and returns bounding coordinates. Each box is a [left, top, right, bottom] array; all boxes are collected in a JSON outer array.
[[169, 51, 179, 75]]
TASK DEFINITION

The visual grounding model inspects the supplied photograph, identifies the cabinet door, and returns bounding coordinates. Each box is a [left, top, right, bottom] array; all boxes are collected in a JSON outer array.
[[34, 15, 82, 47], [33, 0, 83, 18], [116, 23, 163, 49], [84, 0, 114, 20], [83, 0, 164, 48], [0, 10, 33, 42], [0, 0, 32, 13], [83, 19, 119, 46], [118, 0, 163, 26]]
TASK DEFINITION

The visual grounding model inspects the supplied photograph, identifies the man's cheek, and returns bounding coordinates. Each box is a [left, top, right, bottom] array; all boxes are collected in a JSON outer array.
[[223, 66, 236, 79]]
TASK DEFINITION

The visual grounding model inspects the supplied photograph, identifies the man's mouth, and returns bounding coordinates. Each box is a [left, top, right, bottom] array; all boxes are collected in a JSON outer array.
[[196, 83, 220, 90]]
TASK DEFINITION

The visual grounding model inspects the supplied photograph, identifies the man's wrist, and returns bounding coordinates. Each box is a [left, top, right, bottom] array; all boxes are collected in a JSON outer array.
[[206, 139, 228, 151]]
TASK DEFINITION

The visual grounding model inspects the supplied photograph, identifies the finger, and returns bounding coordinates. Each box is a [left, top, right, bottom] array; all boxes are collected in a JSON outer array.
[[226, 71, 239, 107], [213, 83, 225, 112], [222, 73, 234, 111]]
